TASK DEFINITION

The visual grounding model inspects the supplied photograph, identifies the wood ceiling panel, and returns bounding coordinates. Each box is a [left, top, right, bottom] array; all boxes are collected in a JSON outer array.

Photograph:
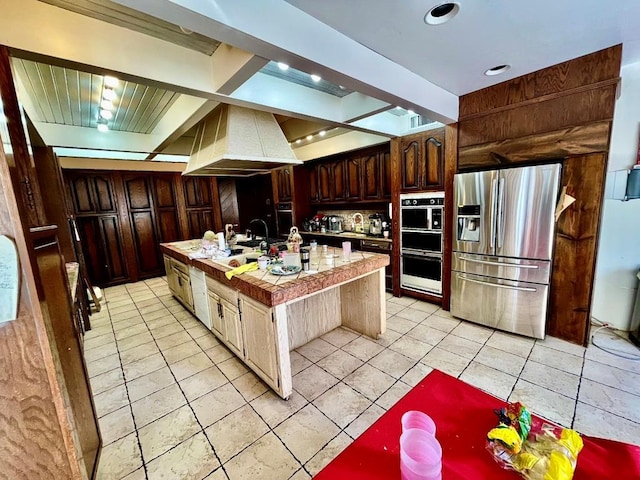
[[39, 0, 221, 55]]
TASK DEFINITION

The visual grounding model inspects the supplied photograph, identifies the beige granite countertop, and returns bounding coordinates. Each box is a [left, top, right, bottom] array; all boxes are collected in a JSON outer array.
[[299, 230, 393, 243]]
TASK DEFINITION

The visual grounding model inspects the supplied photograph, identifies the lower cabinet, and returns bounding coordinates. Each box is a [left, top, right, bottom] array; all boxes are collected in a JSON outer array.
[[165, 255, 194, 312], [221, 297, 244, 358], [240, 295, 279, 388], [207, 290, 225, 339]]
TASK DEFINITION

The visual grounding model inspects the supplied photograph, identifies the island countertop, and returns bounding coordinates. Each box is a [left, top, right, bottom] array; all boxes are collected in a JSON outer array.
[[160, 241, 389, 307]]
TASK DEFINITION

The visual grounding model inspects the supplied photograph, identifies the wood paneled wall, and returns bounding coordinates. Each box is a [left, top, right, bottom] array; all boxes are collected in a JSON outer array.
[[457, 45, 622, 345]]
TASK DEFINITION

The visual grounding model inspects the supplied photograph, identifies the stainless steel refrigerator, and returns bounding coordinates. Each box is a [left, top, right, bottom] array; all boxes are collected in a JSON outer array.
[[450, 163, 561, 338]]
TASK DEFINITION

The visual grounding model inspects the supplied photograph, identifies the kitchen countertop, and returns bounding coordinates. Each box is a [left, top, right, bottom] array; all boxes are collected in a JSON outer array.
[[160, 240, 389, 307], [299, 230, 393, 244]]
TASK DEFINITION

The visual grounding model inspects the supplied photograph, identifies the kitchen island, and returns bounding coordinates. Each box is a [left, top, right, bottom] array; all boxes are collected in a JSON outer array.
[[160, 241, 389, 399]]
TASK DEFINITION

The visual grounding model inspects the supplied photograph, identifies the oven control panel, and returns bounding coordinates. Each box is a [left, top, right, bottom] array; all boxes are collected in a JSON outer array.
[[401, 197, 444, 207]]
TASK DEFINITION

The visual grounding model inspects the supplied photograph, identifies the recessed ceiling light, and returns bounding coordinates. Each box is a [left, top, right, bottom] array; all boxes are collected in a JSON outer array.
[[104, 76, 119, 88], [395, 106, 402, 110], [101, 99, 114, 110], [424, 3, 460, 25], [296, 139, 302, 144], [339, 85, 346, 90], [407, 109, 415, 115], [310, 74, 321, 83], [306, 135, 313, 141], [277, 62, 289, 71], [179, 26, 193, 35], [319, 130, 326, 137], [99, 109, 113, 120], [97, 123, 109, 132], [102, 88, 117, 101], [484, 64, 511, 76]]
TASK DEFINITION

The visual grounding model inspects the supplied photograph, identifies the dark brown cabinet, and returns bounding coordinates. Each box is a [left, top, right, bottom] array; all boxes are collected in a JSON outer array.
[[381, 150, 392, 199], [400, 128, 445, 192], [153, 174, 181, 243], [317, 163, 332, 202], [345, 158, 362, 200], [183, 176, 217, 238], [272, 166, 293, 203], [332, 160, 346, 201], [361, 153, 381, 200], [77, 215, 128, 285]]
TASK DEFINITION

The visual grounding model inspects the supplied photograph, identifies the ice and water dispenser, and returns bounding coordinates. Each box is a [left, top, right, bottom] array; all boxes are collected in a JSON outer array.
[[457, 205, 480, 242]]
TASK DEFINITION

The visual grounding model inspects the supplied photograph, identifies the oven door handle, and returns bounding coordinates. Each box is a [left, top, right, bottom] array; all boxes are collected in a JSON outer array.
[[402, 249, 442, 259], [456, 274, 537, 292], [458, 256, 539, 269]]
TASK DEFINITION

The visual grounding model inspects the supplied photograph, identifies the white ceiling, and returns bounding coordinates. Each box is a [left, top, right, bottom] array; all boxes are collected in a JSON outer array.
[[2, 0, 639, 164]]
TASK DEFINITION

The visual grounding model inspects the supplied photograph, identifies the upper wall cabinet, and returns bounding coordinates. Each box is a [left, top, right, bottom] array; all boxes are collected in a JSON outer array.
[[400, 128, 445, 192], [69, 173, 118, 214], [272, 166, 293, 203]]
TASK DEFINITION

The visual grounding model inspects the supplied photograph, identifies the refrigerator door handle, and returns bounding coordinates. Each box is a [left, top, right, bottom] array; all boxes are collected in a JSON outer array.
[[458, 256, 539, 269], [457, 274, 537, 292], [497, 177, 506, 248], [490, 178, 498, 248]]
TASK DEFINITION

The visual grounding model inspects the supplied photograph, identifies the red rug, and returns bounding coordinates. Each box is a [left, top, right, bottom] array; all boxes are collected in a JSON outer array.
[[315, 370, 640, 479]]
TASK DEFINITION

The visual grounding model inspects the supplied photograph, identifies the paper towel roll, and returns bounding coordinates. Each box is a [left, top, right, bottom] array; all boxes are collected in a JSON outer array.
[[217, 232, 225, 250]]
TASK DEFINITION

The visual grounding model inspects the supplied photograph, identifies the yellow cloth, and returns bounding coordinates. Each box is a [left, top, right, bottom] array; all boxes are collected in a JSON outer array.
[[225, 262, 258, 280]]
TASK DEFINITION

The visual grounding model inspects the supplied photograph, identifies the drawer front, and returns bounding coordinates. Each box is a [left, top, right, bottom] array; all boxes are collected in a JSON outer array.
[[171, 258, 189, 275], [205, 274, 238, 305]]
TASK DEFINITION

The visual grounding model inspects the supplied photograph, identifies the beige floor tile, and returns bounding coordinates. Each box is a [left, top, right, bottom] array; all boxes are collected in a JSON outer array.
[[386, 316, 419, 334], [395, 307, 430, 323], [122, 352, 167, 381], [95, 433, 142, 480], [450, 322, 493, 343], [156, 331, 196, 351], [485, 330, 535, 357], [94, 383, 129, 418], [400, 363, 434, 387], [99, 405, 135, 445], [122, 467, 146, 480], [191, 383, 246, 427], [204, 468, 230, 480], [127, 366, 176, 403], [411, 301, 440, 314], [420, 346, 471, 377], [144, 309, 174, 323], [205, 344, 235, 364], [373, 328, 403, 347], [579, 378, 640, 423], [343, 364, 395, 402], [529, 344, 584, 375], [320, 327, 360, 348], [509, 379, 575, 427], [584, 339, 640, 375], [389, 336, 432, 361], [115, 323, 149, 340], [179, 365, 228, 401], [573, 402, 640, 446], [90, 366, 124, 395], [345, 403, 386, 439], [223, 431, 299, 480], [250, 390, 308, 428], [146, 432, 219, 480], [342, 336, 385, 361], [232, 372, 269, 402], [86, 353, 121, 378], [582, 359, 640, 397], [138, 405, 201, 462], [474, 345, 527, 377], [131, 383, 187, 428], [109, 305, 140, 318], [313, 383, 371, 428], [406, 324, 448, 346], [375, 381, 412, 410], [421, 314, 460, 333], [118, 331, 155, 352], [274, 404, 340, 463], [368, 348, 415, 379], [195, 333, 223, 350], [112, 316, 145, 331], [170, 351, 214, 381], [162, 339, 201, 364], [293, 365, 339, 401], [217, 357, 250, 381], [432, 308, 455, 319], [150, 321, 184, 340], [187, 323, 210, 339], [437, 334, 483, 360], [304, 432, 351, 476], [289, 351, 313, 375], [205, 404, 269, 463], [120, 341, 160, 365], [537, 335, 586, 357], [385, 302, 405, 315], [139, 302, 167, 314], [296, 338, 338, 363], [316, 349, 363, 379], [387, 296, 416, 307], [459, 361, 517, 400], [289, 468, 312, 480], [84, 324, 114, 340], [520, 360, 579, 398], [85, 341, 119, 363], [84, 331, 116, 349]]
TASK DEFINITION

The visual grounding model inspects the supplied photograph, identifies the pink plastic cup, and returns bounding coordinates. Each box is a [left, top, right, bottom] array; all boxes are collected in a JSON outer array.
[[401, 410, 437, 436], [400, 428, 442, 480]]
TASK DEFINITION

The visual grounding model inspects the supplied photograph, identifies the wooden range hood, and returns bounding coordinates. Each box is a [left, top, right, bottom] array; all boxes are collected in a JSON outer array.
[[184, 104, 302, 177]]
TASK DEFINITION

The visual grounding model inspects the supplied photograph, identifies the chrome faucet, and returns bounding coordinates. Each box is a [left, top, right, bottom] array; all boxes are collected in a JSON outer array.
[[249, 218, 269, 251]]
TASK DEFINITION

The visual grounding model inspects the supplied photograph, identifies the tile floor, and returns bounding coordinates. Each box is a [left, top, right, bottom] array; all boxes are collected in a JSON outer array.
[[85, 277, 640, 479]]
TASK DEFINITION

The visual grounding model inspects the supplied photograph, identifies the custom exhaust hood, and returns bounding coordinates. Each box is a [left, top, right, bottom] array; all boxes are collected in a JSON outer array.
[[184, 104, 302, 176]]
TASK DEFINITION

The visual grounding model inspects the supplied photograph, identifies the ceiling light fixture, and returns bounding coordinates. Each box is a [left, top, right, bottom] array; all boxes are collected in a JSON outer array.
[[296, 139, 302, 144], [424, 2, 460, 25], [99, 109, 113, 120], [277, 62, 289, 71], [102, 88, 117, 101], [96, 118, 109, 132], [319, 130, 326, 137], [306, 135, 313, 141], [339, 85, 346, 90], [407, 109, 415, 115], [310, 74, 321, 83], [104, 76, 119, 88], [484, 64, 511, 76], [101, 99, 114, 110]]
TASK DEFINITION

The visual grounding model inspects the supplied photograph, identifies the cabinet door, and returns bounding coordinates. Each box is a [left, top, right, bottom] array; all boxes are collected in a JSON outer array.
[[207, 290, 225, 340], [380, 150, 392, 199], [183, 177, 200, 208], [331, 160, 346, 201], [345, 158, 362, 201], [165, 257, 180, 295], [401, 139, 422, 191], [309, 165, 319, 203], [179, 272, 194, 312], [153, 175, 181, 242], [69, 174, 96, 214], [275, 167, 293, 203], [240, 295, 279, 388], [423, 134, 444, 189], [361, 153, 381, 200], [198, 178, 213, 207], [317, 163, 332, 202], [221, 298, 243, 358]]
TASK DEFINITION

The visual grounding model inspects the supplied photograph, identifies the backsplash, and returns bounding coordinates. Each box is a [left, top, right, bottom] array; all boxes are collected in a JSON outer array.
[[316, 207, 391, 232]]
